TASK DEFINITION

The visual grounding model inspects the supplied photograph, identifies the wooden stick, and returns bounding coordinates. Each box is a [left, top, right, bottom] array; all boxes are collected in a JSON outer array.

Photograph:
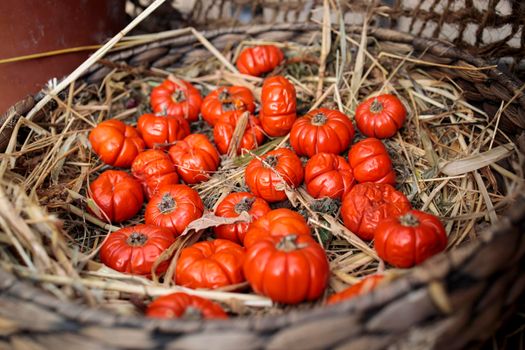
[[190, 28, 239, 74], [13, 267, 272, 308]]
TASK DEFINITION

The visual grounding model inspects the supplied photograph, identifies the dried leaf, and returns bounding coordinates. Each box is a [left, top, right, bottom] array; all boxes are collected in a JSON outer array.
[[285, 187, 299, 207], [180, 211, 252, 236], [439, 143, 514, 176]]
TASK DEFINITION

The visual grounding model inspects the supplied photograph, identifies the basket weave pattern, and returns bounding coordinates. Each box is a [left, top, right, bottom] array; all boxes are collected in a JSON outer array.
[[0, 2, 524, 349], [129, 0, 525, 67]]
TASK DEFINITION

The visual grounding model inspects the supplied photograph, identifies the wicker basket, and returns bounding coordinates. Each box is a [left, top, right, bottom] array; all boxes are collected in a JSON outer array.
[[1, 1, 524, 349]]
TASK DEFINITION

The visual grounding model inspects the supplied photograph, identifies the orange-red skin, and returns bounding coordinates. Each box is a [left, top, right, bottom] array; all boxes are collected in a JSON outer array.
[[201, 86, 255, 126], [348, 138, 396, 185], [243, 208, 311, 248], [259, 76, 297, 137], [243, 234, 329, 304], [305, 152, 355, 200], [176, 239, 246, 289], [355, 94, 407, 139], [150, 79, 202, 122], [131, 149, 179, 199], [245, 148, 304, 202], [168, 134, 220, 184], [236, 45, 284, 77], [146, 292, 228, 319], [99, 224, 175, 276], [89, 119, 144, 168], [374, 210, 448, 268], [145, 184, 204, 238], [89, 170, 143, 223], [213, 111, 265, 155], [327, 275, 384, 304], [341, 182, 411, 241], [137, 113, 190, 149], [290, 108, 355, 157], [214, 192, 271, 245]]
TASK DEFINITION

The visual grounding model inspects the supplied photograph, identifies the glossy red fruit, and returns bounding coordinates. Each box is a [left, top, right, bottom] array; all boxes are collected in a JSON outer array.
[[137, 113, 190, 149], [201, 86, 255, 126], [341, 182, 411, 241], [304, 153, 355, 200], [243, 208, 311, 248], [168, 134, 220, 184], [213, 111, 265, 155], [245, 148, 304, 202], [150, 79, 202, 122], [355, 94, 407, 139], [327, 275, 384, 304], [214, 192, 271, 245], [236, 45, 284, 77], [88, 119, 144, 168], [89, 170, 143, 223], [243, 234, 329, 304], [348, 138, 396, 185], [145, 184, 204, 237], [259, 76, 296, 137], [290, 108, 355, 157], [374, 210, 448, 268], [131, 150, 179, 200], [99, 224, 175, 275], [146, 292, 228, 319], [176, 239, 246, 289]]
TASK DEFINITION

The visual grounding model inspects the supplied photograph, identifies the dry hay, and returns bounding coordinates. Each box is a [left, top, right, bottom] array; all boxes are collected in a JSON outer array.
[[0, 15, 523, 317]]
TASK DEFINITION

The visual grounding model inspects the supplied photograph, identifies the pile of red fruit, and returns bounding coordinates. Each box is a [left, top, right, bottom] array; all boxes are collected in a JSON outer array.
[[86, 45, 447, 319]]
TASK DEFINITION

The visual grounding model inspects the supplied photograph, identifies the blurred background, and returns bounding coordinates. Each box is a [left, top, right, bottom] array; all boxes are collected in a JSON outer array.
[[0, 0, 522, 114]]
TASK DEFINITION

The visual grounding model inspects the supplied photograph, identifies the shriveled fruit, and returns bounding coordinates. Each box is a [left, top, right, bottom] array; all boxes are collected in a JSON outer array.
[[341, 182, 411, 241], [137, 113, 190, 149], [213, 111, 265, 155], [305, 153, 355, 200], [201, 86, 255, 126], [259, 76, 296, 137], [168, 134, 220, 184], [348, 138, 396, 185], [243, 208, 310, 248], [131, 149, 179, 199]]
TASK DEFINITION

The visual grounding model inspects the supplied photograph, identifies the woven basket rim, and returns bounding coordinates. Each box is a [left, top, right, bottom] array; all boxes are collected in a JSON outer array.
[[1, 192, 523, 330], [1, 22, 524, 334]]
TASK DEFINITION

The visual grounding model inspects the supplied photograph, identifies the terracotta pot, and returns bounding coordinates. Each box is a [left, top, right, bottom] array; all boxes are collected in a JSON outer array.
[[0, 0, 127, 114]]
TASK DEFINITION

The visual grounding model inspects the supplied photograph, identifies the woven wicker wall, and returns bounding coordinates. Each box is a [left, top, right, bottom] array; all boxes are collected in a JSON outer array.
[[127, 0, 524, 73]]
